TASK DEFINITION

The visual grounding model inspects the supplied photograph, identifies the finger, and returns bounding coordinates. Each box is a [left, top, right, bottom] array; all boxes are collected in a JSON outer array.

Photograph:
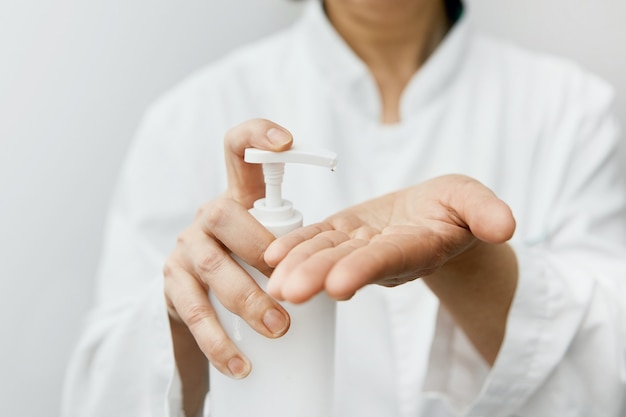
[[264, 223, 334, 267], [180, 229, 290, 339], [275, 237, 369, 303], [224, 119, 293, 208], [197, 197, 276, 275], [266, 230, 351, 301], [164, 265, 251, 379], [446, 176, 516, 243], [325, 230, 447, 299]]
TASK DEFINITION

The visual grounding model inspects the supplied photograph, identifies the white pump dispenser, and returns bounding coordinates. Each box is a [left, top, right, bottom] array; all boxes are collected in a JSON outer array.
[[209, 147, 338, 417]]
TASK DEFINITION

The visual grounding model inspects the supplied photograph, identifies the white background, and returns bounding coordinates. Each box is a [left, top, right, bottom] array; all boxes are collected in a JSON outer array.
[[0, 0, 624, 415]]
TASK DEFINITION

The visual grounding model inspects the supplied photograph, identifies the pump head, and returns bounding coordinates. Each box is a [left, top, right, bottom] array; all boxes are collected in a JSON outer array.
[[243, 147, 337, 237], [244, 147, 337, 208]]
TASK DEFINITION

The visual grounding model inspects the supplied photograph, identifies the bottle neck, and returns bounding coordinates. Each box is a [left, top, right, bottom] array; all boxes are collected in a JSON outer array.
[[262, 163, 285, 208], [249, 199, 303, 238]]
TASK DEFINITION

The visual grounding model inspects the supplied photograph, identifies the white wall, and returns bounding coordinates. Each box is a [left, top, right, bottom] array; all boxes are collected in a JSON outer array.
[[0, 1, 624, 416], [470, 0, 626, 127], [0, 1, 303, 415]]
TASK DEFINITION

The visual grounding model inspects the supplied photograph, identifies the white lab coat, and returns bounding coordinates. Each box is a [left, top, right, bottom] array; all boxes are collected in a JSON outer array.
[[63, 2, 626, 416]]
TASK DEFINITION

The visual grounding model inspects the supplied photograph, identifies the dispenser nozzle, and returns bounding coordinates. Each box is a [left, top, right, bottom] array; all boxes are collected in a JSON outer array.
[[244, 147, 337, 170], [244, 147, 337, 208]]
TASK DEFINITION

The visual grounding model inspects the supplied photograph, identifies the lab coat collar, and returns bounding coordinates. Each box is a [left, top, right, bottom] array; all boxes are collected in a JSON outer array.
[[297, 0, 471, 121], [298, 0, 376, 117]]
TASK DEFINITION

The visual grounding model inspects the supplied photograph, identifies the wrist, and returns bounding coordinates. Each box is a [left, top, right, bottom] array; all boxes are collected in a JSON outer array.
[[423, 241, 518, 364]]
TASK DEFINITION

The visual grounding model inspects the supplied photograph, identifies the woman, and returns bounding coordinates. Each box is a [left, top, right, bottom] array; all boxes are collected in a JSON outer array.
[[64, 0, 626, 416]]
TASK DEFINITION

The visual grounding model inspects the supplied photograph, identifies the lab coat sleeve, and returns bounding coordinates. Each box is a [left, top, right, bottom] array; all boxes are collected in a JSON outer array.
[[423, 78, 626, 416], [62, 82, 226, 417]]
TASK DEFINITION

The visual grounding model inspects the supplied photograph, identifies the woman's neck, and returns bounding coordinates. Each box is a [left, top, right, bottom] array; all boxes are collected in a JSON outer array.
[[324, 0, 450, 123]]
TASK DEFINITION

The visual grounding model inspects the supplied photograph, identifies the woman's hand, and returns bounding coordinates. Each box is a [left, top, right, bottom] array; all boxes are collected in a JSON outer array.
[[265, 174, 518, 364], [266, 174, 516, 302], [162, 119, 294, 415]]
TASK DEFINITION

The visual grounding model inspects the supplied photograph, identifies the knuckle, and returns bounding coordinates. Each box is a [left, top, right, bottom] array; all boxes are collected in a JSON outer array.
[[195, 205, 205, 219], [163, 254, 185, 281], [206, 337, 231, 362], [203, 200, 232, 230], [175, 226, 194, 248], [196, 247, 226, 277], [162, 260, 175, 279], [183, 303, 215, 329], [234, 286, 266, 314], [195, 201, 212, 220], [223, 124, 241, 143], [164, 244, 189, 279]]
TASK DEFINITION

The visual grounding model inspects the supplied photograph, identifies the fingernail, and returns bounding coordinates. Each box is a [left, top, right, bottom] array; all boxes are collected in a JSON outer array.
[[266, 128, 291, 146], [228, 356, 250, 379], [263, 308, 288, 335]]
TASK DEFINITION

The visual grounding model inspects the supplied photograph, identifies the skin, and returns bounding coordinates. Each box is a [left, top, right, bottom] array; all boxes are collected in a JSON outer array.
[[165, 121, 293, 417], [164, 0, 519, 415], [266, 176, 517, 363], [324, 0, 451, 123]]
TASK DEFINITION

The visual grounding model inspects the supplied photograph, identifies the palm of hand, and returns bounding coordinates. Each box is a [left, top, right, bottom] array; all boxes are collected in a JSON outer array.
[[265, 175, 514, 303]]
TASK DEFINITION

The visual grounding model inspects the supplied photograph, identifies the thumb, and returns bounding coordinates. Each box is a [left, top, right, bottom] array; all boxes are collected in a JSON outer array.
[[224, 119, 293, 208], [446, 176, 516, 244]]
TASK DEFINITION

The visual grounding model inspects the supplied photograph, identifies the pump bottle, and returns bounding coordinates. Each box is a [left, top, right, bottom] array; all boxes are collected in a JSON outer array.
[[209, 147, 338, 417]]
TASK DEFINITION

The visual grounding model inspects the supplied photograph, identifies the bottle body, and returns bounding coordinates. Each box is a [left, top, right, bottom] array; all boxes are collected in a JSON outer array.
[[209, 202, 336, 417], [209, 265, 336, 416]]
